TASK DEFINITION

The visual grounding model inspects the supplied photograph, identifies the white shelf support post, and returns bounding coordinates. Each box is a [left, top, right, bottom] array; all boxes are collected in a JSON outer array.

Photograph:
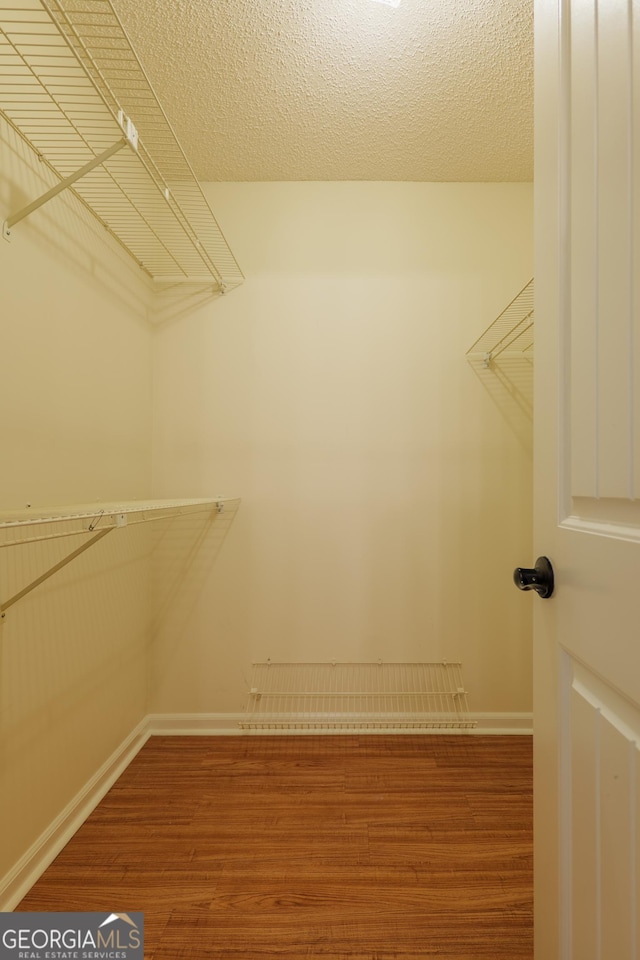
[[2, 114, 138, 240]]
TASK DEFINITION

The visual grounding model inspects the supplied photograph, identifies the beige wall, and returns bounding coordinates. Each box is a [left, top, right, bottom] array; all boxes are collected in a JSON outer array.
[[0, 120, 153, 889], [151, 182, 534, 716], [0, 165, 534, 895]]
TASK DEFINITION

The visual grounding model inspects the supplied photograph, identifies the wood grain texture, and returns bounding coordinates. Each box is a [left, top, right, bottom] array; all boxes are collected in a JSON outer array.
[[17, 735, 533, 959]]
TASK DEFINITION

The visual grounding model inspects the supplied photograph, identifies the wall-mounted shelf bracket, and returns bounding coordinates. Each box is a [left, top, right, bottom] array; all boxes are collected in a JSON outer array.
[[466, 280, 534, 365], [0, 528, 112, 618], [465, 280, 534, 430], [3, 113, 138, 242]]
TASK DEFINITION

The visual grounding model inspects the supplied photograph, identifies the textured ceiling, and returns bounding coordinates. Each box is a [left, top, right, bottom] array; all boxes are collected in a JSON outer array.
[[111, 0, 533, 182]]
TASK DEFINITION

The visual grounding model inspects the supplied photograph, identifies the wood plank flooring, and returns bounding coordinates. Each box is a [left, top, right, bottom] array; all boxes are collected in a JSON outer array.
[[18, 735, 533, 959]]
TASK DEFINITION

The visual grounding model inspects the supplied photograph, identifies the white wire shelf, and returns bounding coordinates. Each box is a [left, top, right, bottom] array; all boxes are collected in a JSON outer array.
[[466, 279, 534, 367], [0, 496, 239, 540], [0, 0, 244, 290], [0, 497, 240, 616], [241, 661, 475, 732]]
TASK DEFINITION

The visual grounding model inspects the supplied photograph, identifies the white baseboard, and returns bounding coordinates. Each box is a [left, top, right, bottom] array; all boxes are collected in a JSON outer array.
[[146, 712, 244, 735], [147, 712, 533, 736], [0, 718, 150, 912], [1, 709, 531, 908], [469, 712, 533, 735]]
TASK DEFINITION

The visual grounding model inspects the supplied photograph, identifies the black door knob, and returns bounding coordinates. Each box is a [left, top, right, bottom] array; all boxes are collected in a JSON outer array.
[[513, 556, 554, 599]]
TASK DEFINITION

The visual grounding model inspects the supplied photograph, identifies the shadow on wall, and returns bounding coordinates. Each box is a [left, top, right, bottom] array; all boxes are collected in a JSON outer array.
[[150, 500, 241, 680], [0, 504, 241, 878], [466, 354, 533, 452], [465, 278, 534, 452], [0, 520, 153, 882], [0, 523, 152, 758], [151, 283, 225, 328], [0, 505, 240, 767]]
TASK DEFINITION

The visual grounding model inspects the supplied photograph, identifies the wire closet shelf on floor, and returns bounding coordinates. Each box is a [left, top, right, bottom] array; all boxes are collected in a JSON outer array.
[[0, 498, 239, 617], [241, 661, 476, 732], [0, 0, 243, 291]]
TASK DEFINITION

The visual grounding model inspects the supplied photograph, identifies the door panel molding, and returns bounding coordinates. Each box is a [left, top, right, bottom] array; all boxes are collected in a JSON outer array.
[[560, 651, 640, 958], [561, 514, 640, 543], [562, 0, 639, 511]]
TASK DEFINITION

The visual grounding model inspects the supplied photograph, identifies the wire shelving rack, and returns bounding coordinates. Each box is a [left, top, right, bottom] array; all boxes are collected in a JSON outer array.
[[0, 497, 240, 616], [0, 0, 244, 291], [466, 279, 534, 367], [241, 661, 475, 732]]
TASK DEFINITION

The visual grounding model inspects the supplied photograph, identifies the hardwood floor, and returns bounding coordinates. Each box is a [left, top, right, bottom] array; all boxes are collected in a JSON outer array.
[[18, 735, 533, 959]]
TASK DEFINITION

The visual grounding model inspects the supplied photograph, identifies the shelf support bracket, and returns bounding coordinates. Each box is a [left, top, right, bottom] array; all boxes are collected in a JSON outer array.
[[0, 527, 113, 618], [3, 137, 128, 240]]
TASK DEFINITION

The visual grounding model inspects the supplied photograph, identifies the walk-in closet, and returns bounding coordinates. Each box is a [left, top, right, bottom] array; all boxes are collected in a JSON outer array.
[[1, 1, 535, 954]]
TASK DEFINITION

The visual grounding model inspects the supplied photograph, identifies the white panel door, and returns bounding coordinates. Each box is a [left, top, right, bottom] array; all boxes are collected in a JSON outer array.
[[535, 0, 640, 956]]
